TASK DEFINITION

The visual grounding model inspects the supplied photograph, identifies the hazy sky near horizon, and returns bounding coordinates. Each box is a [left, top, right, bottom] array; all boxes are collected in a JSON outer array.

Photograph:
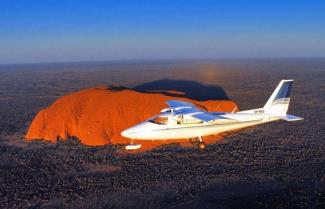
[[0, 0, 325, 64]]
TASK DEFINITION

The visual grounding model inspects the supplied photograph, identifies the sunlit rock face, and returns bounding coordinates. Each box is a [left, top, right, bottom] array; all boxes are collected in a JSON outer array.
[[25, 85, 238, 150]]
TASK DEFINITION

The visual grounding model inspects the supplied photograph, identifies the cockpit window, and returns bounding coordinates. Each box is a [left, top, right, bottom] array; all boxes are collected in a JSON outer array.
[[148, 116, 168, 125]]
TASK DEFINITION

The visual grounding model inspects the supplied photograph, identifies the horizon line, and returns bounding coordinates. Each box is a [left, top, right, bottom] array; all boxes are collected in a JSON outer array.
[[1, 56, 325, 66]]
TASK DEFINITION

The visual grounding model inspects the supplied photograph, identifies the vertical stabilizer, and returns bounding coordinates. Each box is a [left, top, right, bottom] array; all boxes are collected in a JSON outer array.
[[263, 79, 293, 115]]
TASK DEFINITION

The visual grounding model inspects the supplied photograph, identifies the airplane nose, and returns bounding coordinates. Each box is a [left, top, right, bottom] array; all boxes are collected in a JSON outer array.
[[121, 126, 139, 138], [121, 122, 153, 139], [121, 129, 131, 138], [121, 123, 144, 139]]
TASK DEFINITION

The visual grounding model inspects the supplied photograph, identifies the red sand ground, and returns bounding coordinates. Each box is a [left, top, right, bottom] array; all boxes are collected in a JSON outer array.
[[25, 86, 238, 151]]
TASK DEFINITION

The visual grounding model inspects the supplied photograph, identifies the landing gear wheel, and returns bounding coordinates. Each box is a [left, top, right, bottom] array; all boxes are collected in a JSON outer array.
[[198, 142, 206, 150]]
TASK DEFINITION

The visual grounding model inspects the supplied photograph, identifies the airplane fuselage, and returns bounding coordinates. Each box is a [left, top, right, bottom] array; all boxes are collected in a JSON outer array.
[[121, 113, 278, 140]]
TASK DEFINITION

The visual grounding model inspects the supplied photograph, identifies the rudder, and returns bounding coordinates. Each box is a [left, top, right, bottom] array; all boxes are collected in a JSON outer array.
[[263, 80, 293, 115]]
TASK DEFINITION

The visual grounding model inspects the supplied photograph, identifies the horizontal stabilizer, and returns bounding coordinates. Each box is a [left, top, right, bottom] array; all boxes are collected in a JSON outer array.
[[278, 114, 304, 121]]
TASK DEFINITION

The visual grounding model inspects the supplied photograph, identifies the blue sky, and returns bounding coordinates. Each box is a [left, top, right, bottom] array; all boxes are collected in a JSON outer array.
[[0, 0, 324, 64]]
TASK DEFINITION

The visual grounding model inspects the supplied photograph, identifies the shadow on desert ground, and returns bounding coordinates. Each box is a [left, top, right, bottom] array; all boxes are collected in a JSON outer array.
[[133, 79, 229, 101]]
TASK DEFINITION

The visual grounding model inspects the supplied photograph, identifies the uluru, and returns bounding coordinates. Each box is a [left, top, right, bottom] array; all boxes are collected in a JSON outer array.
[[25, 80, 238, 150]]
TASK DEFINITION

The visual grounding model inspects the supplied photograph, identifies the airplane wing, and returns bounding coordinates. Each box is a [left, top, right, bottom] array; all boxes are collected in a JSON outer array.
[[192, 112, 226, 123], [166, 100, 231, 123], [166, 100, 207, 116], [166, 100, 196, 108]]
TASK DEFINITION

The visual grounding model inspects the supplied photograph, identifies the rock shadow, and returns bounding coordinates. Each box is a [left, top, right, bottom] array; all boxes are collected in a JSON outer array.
[[133, 79, 229, 101]]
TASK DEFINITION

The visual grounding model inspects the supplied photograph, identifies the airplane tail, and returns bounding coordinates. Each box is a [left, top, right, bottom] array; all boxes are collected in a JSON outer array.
[[240, 79, 303, 121], [263, 79, 293, 114], [263, 79, 303, 121]]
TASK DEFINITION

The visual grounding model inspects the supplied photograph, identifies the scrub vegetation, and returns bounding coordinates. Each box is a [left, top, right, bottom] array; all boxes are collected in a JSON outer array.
[[0, 59, 324, 209]]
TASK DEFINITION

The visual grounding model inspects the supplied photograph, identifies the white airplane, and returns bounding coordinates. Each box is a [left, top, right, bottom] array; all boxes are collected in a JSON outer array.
[[121, 80, 303, 150]]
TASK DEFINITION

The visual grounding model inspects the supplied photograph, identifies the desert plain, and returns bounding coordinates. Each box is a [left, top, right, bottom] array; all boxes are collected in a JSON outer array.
[[0, 58, 324, 209]]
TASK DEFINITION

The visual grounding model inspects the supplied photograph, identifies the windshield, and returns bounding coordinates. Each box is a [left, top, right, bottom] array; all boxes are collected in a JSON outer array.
[[148, 116, 168, 125]]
